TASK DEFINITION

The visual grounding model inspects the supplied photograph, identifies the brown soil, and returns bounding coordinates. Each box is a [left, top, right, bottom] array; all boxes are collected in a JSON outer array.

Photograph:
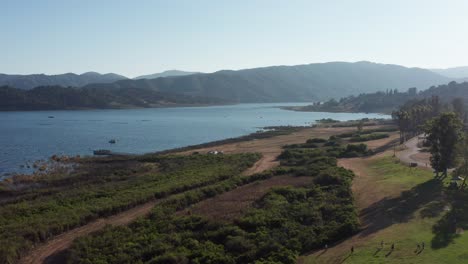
[[179, 175, 313, 222]]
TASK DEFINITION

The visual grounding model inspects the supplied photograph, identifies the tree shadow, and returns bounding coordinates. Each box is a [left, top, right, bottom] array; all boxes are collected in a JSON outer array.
[[373, 247, 382, 256], [420, 200, 446, 218], [385, 249, 394, 257], [431, 191, 468, 249], [358, 179, 443, 237], [44, 249, 68, 264], [339, 253, 352, 263]]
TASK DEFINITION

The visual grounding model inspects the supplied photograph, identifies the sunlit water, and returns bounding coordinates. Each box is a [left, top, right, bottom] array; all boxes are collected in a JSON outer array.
[[0, 103, 388, 177]]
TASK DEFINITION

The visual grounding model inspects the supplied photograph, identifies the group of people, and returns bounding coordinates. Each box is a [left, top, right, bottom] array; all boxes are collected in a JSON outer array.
[[324, 240, 426, 256], [348, 240, 425, 254]]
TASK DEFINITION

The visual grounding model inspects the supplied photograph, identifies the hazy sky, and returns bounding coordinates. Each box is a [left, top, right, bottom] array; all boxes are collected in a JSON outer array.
[[2, 0, 468, 77]]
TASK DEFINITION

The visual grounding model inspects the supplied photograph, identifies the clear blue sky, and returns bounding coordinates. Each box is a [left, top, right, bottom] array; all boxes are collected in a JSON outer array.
[[2, 0, 468, 77]]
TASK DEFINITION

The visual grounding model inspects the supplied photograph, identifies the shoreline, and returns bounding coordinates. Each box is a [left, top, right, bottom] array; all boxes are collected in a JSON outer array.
[[0, 126, 308, 180], [1, 117, 392, 180], [280, 105, 393, 115], [0, 101, 315, 113]]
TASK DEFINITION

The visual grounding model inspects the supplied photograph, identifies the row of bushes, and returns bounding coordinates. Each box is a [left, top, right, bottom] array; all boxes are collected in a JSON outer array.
[[349, 133, 389, 142]]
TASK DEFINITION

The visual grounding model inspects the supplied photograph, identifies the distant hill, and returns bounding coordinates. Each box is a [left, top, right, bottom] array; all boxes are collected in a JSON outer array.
[[430, 66, 468, 79], [134, 70, 199, 80], [289, 81, 468, 114], [0, 85, 227, 111], [1, 61, 457, 111], [85, 61, 452, 103], [0, 72, 128, 90]]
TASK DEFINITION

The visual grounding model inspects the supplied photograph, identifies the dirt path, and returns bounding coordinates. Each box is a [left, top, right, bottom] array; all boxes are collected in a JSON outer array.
[[179, 176, 313, 222], [179, 126, 374, 176], [242, 152, 279, 176], [396, 136, 430, 168], [18, 200, 158, 264]]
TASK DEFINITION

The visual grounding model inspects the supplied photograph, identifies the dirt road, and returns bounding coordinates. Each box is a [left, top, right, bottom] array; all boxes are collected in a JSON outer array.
[[396, 136, 430, 168]]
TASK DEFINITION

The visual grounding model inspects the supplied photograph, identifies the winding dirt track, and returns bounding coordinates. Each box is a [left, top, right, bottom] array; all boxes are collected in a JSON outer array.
[[18, 125, 378, 264], [396, 135, 430, 168]]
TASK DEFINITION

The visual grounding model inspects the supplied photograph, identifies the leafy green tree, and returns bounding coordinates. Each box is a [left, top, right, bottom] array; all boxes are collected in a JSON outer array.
[[425, 112, 463, 179], [456, 132, 468, 189]]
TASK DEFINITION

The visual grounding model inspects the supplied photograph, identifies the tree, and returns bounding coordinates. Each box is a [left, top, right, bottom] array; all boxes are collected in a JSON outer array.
[[425, 112, 463, 179], [356, 120, 364, 134], [451, 97, 465, 121], [408, 87, 417, 96], [457, 132, 468, 189]]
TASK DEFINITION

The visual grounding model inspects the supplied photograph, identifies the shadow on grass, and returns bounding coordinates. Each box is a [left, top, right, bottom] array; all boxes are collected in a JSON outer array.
[[373, 247, 382, 256], [359, 179, 443, 237], [44, 249, 68, 264], [385, 249, 393, 257], [420, 200, 446, 218], [431, 191, 468, 249]]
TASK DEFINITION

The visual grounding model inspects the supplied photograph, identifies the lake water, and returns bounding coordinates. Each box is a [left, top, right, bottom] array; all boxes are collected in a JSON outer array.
[[0, 103, 388, 177]]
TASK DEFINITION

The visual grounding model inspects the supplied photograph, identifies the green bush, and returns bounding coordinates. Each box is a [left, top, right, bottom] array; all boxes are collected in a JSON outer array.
[[306, 138, 327, 144], [349, 133, 389, 142]]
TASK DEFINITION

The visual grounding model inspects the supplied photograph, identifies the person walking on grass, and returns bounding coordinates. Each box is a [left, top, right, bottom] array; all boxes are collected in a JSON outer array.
[[415, 244, 420, 253], [391, 243, 395, 251], [351, 246, 354, 254], [422, 242, 425, 250]]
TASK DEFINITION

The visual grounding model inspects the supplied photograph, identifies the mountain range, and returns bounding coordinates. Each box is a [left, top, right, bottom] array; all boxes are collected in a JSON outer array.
[[0, 70, 201, 90], [1, 61, 467, 110], [0, 72, 128, 90], [133, 70, 198, 80], [81, 61, 454, 103], [431, 66, 468, 79]]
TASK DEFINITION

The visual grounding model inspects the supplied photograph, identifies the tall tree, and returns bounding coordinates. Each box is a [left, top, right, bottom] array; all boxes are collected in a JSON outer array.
[[451, 97, 465, 121], [425, 112, 463, 179], [458, 132, 468, 189]]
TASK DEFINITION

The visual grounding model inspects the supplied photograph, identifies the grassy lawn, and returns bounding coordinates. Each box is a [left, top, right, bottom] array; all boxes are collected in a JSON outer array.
[[302, 155, 468, 264], [369, 156, 433, 188]]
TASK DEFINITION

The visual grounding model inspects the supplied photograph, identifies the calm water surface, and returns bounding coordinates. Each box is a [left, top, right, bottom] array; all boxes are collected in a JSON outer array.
[[0, 103, 388, 177]]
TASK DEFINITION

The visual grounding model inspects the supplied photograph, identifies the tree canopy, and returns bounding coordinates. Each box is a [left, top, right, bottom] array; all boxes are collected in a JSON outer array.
[[425, 112, 463, 178]]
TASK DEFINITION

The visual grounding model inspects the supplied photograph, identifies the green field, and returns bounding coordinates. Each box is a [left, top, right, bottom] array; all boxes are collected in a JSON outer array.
[[303, 156, 468, 264]]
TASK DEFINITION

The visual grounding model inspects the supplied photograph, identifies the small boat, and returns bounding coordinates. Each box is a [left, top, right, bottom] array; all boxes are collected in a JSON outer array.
[[93, 149, 111, 155], [108, 139, 116, 144], [48, 116, 55, 118]]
